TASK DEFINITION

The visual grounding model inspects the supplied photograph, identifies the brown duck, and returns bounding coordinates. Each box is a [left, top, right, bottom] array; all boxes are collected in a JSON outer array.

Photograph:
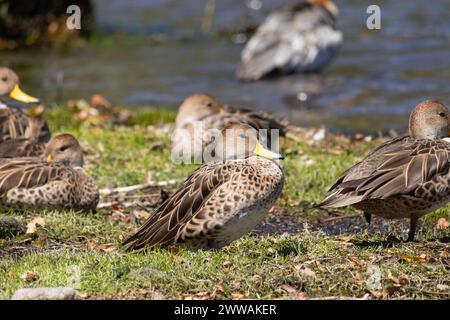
[[319, 100, 450, 241], [0, 67, 51, 143], [124, 123, 285, 251], [0, 133, 99, 212], [172, 93, 287, 163], [0, 116, 49, 158]]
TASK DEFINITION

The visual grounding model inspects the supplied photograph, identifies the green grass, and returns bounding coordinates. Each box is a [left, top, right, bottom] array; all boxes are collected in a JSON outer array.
[[0, 105, 449, 300]]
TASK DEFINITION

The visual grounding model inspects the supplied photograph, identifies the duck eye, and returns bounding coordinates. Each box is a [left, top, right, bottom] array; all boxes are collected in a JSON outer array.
[[1, 77, 7, 82], [439, 112, 446, 117], [206, 102, 213, 108], [58, 146, 69, 152]]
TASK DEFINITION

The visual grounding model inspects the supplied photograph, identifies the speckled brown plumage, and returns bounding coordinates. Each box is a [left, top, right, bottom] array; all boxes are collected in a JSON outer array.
[[124, 123, 285, 251], [0, 159, 99, 212], [0, 134, 99, 212], [319, 100, 450, 241], [0, 116, 49, 158]]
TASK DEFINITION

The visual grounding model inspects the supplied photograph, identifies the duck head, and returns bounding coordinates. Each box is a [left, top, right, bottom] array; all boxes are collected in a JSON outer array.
[[176, 93, 224, 127], [45, 134, 84, 167], [215, 123, 283, 161], [0, 67, 40, 104], [409, 100, 450, 140]]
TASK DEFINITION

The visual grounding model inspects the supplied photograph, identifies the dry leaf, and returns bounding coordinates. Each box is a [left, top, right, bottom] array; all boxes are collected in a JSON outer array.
[[298, 267, 316, 278], [383, 285, 402, 298], [279, 284, 307, 300], [400, 254, 427, 263], [87, 242, 117, 252], [436, 218, 450, 230], [215, 284, 225, 293], [437, 284, 449, 291], [21, 271, 39, 282], [26, 217, 45, 234], [133, 210, 151, 220], [231, 292, 245, 300], [193, 291, 215, 300]]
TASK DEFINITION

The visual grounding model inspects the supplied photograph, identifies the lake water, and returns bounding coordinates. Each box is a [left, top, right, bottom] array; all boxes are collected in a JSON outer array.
[[1, 0, 449, 133]]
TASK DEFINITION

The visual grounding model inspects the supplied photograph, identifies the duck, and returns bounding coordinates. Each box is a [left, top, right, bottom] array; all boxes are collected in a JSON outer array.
[[236, 0, 343, 81], [0, 67, 51, 142], [172, 93, 287, 163], [318, 100, 450, 241], [0, 116, 49, 158], [0, 133, 99, 212], [123, 123, 285, 250]]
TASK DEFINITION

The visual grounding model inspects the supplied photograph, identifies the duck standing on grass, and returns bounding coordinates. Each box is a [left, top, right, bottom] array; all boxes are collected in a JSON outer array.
[[172, 93, 287, 163], [237, 0, 343, 81], [0, 134, 99, 212], [0, 67, 51, 143], [123, 123, 285, 251], [318, 100, 450, 241]]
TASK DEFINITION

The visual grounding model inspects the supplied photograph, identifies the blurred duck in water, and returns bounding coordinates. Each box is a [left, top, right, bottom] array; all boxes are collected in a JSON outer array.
[[237, 0, 343, 81]]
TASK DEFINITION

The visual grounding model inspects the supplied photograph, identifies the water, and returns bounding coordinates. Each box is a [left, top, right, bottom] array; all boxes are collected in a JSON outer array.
[[1, 0, 449, 133]]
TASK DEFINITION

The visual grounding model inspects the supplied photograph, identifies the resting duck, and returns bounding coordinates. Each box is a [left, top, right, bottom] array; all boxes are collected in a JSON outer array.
[[0, 67, 51, 142], [172, 93, 287, 163], [319, 100, 450, 241], [237, 0, 343, 81], [123, 123, 284, 250], [0, 116, 49, 158], [0, 133, 99, 212]]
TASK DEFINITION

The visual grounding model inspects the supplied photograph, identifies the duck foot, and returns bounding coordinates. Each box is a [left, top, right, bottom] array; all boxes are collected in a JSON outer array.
[[363, 212, 371, 225], [406, 216, 419, 242]]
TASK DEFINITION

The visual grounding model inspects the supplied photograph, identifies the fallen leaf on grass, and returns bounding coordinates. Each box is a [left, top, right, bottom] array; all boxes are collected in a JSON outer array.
[[21, 271, 39, 282], [294, 265, 316, 278], [26, 217, 45, 234], [231, 292, 245, 300], [279, 284, 307, 300], [437, 284, 449, 291], [111, 211, 131, 223], [87, 242, 117, 252], [133, 210, 151, 220], [383, 285, 402, 298], [400, 254, 427, 263], [185, 291, 216, 300], [436, 218, 450, 230]]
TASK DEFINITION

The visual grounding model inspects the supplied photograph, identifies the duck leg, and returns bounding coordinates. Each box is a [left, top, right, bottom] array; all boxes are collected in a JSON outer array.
[[363, 212, 371, 224], [407, 216, 419, 242]]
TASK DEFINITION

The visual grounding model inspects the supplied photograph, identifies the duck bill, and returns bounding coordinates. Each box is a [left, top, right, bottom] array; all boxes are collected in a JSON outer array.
[[253, 141, 284, 160], [47, 155, 53, 164], [9, 84, 40, 104], [219, 107, 225, 115]]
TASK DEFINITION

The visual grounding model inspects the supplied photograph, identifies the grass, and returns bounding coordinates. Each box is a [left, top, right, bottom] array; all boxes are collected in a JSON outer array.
[[0, 104, 449, 300]]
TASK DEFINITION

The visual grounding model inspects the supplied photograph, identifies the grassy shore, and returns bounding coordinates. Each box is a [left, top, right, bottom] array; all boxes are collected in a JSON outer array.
[[0, 104, 449, 300]]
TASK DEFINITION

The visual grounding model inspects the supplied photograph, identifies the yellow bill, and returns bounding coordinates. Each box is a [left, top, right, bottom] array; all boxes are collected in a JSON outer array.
[[253, 141, 284, 160], [219, 107, 225, 115], [9, 84, 40, 103], [47, 155, 53, 164]]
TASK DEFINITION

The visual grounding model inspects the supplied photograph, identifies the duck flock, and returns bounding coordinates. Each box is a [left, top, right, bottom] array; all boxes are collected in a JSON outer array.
[[1, 0, 449, 254]]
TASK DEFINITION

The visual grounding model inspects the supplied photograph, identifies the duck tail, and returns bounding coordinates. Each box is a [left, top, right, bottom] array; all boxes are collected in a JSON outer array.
[[316, 191, 363, 209]]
